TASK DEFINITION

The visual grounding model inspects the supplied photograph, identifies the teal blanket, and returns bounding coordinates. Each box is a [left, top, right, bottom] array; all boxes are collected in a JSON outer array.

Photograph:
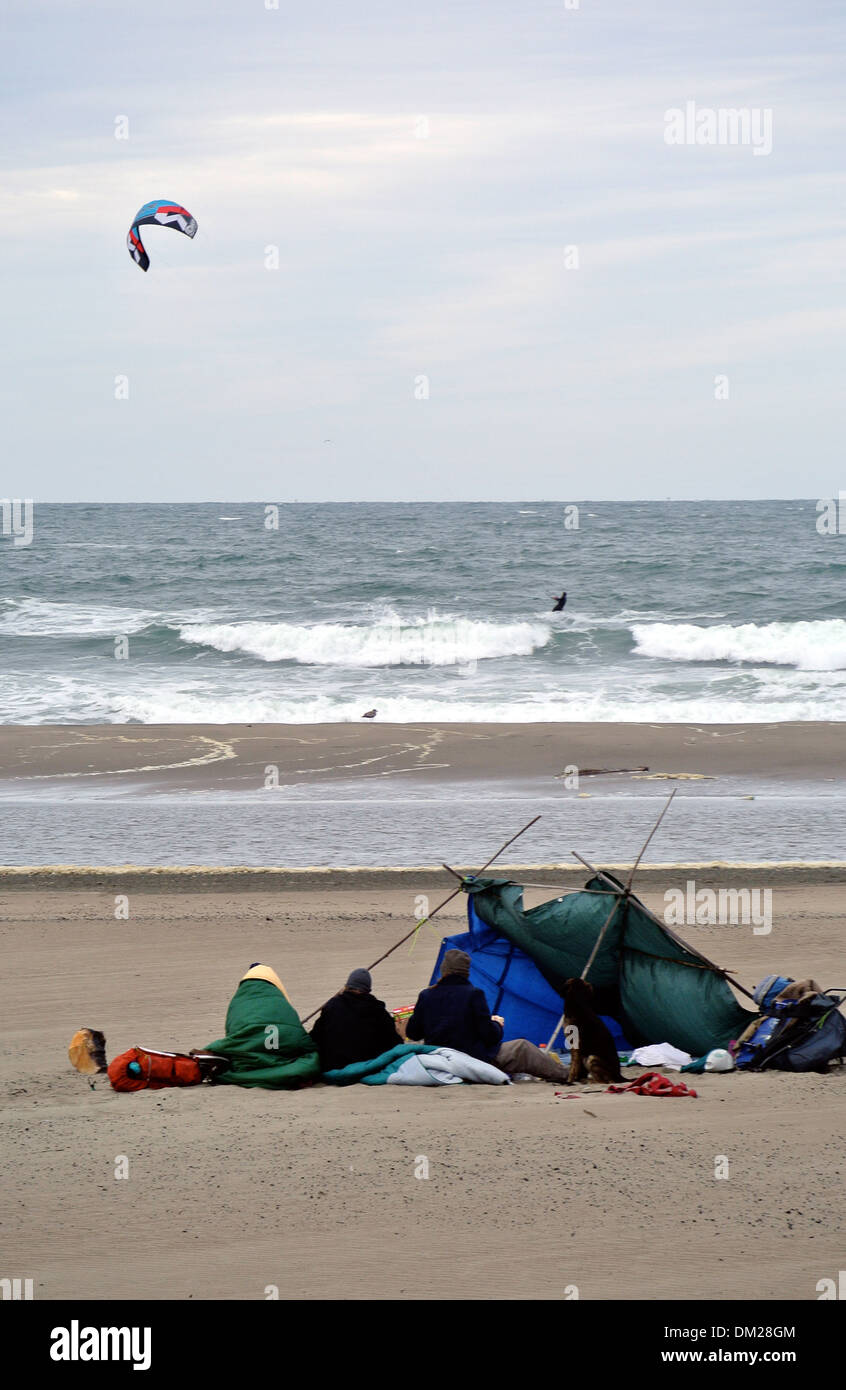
[[323, 1042, 437, 1085]]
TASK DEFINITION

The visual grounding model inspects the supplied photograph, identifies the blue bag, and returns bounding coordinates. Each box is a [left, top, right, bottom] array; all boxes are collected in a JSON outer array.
[[737, 977, 846, 1072]]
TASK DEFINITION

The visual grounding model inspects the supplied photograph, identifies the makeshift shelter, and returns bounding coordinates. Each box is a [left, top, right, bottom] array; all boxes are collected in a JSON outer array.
[[430, 873, 755, 1057]]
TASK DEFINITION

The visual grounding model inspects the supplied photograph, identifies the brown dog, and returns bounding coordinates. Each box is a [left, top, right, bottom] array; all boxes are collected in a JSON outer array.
[[562, 977, 623, 1083]]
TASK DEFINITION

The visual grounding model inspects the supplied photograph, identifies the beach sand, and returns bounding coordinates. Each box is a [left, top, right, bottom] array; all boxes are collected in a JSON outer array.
[[2, 872, 844, 1302], [0, 720, 844, 791]]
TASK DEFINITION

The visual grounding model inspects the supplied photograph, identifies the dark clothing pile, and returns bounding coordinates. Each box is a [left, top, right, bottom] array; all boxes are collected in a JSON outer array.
[[405, 975, 503, 1063], [310, 990, 401, 1073]]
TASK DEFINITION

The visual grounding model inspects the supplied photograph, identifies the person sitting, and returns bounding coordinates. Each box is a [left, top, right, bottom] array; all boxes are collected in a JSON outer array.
[[310, 968, 402, 1073], [406, 949, 570, 1082]]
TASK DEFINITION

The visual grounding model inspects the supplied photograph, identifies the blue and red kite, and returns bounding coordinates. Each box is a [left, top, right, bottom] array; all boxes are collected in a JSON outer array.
[[127, 199, 198, 272]]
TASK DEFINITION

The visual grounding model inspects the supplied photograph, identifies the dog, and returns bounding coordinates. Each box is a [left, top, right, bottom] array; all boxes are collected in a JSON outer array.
[[561, 977, 623, 1084]]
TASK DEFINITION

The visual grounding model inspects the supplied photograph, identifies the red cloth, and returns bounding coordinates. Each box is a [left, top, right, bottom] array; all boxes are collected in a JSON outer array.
[[605, 1070, 697, 1098]]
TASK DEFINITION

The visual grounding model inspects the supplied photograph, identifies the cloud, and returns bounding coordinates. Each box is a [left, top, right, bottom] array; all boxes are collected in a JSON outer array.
[[3, 0, 846, 498]]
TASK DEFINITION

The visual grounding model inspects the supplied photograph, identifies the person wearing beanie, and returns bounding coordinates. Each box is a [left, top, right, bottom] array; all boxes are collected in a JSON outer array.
[[309, 967, 401, 1073], [345, 968, 372, 993], [440, 949, 471, 978], [406, 948, 570, 1082]]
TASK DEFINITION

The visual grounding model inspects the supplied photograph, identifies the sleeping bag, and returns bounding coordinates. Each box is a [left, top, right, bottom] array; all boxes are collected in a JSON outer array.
[[203, 964, 320, 1089]]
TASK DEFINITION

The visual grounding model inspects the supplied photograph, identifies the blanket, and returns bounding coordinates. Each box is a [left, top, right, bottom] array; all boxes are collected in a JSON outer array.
[[388, 1048, 511, 1086], [323, 1043, 511, 1086], [323, 1043, 436, 1085]]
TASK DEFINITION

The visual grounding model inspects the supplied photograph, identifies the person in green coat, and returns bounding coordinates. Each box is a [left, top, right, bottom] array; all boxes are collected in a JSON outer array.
[[202, 963, 320, 1089]]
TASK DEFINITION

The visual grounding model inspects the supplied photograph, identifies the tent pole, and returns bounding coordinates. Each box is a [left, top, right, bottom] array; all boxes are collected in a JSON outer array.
[[580, 893, 625, 982], [299, 881, 467, 1024], [571, 846, 759, 1003], [475, 815, 542, 875], [625, 789, 677, 891], [557, 796, 667, 1043], [571, 791, 676, 896], [571, 851, 625, 892], [544, 883, 626, 1051], [299, 815, 542, 1024], [575, 793, 674, 980]]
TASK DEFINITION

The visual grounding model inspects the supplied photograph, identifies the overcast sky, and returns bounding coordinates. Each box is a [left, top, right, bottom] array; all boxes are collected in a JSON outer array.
[[2, 0, 845, 501]]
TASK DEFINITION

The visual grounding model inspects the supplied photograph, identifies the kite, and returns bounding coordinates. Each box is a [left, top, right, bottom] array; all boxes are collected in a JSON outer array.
[[126, 199, 198, 272]]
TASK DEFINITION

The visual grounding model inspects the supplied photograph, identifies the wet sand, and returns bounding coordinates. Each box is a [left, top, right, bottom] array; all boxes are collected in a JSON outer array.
[[0, 721, 843, 793], [1, 873, 844, 1301]]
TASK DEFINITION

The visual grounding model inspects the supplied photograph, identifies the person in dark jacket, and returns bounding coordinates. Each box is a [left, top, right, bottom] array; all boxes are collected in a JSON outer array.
[[310, 968, 401, 1073], [406, 949, 570, 1082]]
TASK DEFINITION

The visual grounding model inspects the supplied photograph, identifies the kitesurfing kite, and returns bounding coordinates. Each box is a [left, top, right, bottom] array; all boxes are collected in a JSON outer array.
[[126, 199, 198, 272]]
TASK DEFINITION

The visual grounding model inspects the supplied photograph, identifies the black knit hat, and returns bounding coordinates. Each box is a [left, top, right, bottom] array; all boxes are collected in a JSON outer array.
[[346, 968, 372, 992]]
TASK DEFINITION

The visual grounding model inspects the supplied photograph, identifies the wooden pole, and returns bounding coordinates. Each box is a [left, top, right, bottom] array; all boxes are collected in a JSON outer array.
[[546, 799, 676, 1049], [571, 850, 626, 891], [299, 815, 541, 1023], [580, 893, 624, 983], [544, 863, 627, 1050], [572, 839, 758, 1002], [625, 789, 677, 891]]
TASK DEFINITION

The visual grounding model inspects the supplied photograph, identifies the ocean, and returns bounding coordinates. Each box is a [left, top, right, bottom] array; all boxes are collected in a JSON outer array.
[[1, 500, 843, 864], [2, 500, 845, 725]]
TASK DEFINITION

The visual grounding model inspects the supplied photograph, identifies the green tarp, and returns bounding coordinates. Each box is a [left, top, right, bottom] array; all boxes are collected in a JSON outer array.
[[467, 875, 754, 1056]]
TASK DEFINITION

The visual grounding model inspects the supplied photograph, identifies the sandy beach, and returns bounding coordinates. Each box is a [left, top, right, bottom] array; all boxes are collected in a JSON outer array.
[[2, 871, 844, 1302], [1, 721, 844, 792]]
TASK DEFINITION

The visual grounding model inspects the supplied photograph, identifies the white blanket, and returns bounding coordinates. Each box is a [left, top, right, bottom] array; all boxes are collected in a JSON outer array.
[[627, 1042, 693, 1071], [387, 1048, 511, 1086]]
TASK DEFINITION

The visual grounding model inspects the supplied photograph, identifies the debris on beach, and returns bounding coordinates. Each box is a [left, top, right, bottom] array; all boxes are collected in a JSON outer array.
[[632, 772, 715, 780], [557, 766, 649, 777]]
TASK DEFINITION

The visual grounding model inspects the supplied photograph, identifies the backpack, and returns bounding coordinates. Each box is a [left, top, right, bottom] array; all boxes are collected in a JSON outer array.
[[762, 1006, 846, 1073], [108, 1047, 203, 1092], [735, 979, 846, 1073]]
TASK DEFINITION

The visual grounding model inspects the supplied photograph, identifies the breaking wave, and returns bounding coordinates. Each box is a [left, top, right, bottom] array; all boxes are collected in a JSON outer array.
[[630, 619, 846, 672], [3, 667, 846, 724], [177, 611, 552, 667]]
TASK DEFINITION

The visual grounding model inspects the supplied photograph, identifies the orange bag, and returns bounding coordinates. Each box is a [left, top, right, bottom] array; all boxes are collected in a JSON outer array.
[[108, 1047, 203, 1092]]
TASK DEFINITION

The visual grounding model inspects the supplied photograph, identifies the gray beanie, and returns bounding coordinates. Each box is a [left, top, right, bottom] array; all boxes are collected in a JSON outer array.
[[440, 949, 471, 979], [346, 968, 372, 992]]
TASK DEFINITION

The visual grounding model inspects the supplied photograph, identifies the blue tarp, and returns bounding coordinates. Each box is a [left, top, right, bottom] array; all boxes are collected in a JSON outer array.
[[430, 894, 630, 1052]]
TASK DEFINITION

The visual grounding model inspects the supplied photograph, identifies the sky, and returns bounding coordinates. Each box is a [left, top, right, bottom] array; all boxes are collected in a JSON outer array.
[[2, 0, 845, 501]]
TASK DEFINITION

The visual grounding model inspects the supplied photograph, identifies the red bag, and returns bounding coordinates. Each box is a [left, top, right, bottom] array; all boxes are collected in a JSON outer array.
[[108, 1047, 202, 1092]]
